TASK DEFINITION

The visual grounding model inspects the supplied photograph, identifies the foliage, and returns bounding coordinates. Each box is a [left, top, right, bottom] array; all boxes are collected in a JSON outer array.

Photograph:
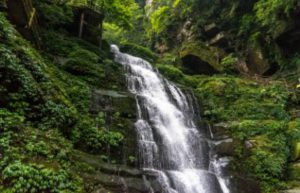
[[120, 42, 158, 62], [157, 64, 184, 82], [72, 116, 124, 153], [220, 54, 238, 73], [194, 76, 288, 121], [0, 109, 25, 131], [254, 0, 297, 28], [36, 2, 74, 27], [2, 161, 83, 193], [64, 49, 104, 77], [103, 22, 126, 44], [148, 6, 173, 36]]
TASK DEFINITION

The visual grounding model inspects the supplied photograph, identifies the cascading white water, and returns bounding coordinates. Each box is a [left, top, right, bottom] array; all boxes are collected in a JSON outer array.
[[112, 45, 230, 193]]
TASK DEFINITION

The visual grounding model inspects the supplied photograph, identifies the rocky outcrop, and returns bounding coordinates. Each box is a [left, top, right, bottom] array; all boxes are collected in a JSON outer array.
[[230, 176, 261, 193], [72, 151, 151, 193], [180, 42, 225, 75]]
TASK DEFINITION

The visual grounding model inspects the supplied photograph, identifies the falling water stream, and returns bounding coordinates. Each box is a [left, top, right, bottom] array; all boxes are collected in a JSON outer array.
[[112, 45, 230, 193]]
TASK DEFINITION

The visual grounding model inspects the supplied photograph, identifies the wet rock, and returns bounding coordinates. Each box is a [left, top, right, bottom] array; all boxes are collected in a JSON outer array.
[[211, 122, 230, 140], [90, 89, 136, 118], [214, 138, 235, 156], [72, 150, 150, 193]]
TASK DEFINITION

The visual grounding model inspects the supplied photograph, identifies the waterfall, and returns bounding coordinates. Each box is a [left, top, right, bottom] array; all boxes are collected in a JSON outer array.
[[111, 45, 230, 193]]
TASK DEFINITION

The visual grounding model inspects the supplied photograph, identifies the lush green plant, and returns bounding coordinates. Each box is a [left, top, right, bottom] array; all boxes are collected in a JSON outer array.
[[37, 2, 74, 27], [157, 64, 184, 82], [120, 42, 158, 62], [72, 116, 124, 153], [220, 54, 237, 73], [148, 6, 173, 36], [0, 109, 24, 131], [63, 48, 105, 77], [254, 0, 297, 28], [2, 161, 83, 193]]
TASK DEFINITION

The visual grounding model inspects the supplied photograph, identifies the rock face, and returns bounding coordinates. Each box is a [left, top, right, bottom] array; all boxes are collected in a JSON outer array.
[[180, 42, 225, 75], [230, 177, 261, 193], [72, 151, 151, 193]]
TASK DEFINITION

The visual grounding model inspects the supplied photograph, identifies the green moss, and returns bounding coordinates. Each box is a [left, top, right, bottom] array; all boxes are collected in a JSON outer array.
[[157, 64, 185, 82], [120, 42, 158, 62], [180, 42, 225, 72], [185, 74, 290, 192], [194, 75, 288, 121]]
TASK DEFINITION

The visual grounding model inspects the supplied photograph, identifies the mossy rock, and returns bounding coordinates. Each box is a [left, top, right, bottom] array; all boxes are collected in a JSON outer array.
[[179, 42, 225, 74], [120, 43, 158, 63]]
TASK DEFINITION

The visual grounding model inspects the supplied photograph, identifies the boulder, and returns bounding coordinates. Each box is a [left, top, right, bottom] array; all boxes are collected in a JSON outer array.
[[213, 138, 235, 156], [230, 176, 261, 193], [211, 122, 230, 140]]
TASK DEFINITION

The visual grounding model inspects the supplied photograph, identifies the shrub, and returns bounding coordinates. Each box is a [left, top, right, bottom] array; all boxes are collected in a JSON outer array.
[[64, 49, 104, 77], [0, 109, 24, 131], [157, 64, 184, 82], [2, 161, 83, 193], [220, 54, 238, 73], [120, 43, 158, 62], [37, 2, 73, 27]]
